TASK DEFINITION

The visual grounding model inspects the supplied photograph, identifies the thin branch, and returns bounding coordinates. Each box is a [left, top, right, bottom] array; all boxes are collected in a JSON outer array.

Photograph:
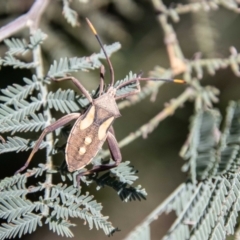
[[170, 1, 240, 15], [122, 87, 194, 143], [152, 0, 240, 18], [0, 0, 49, 42], [27, 1, 51, 216], [102, 88, 194, 159], [151, 0, 187, 75], [0, 0, 51, 216]]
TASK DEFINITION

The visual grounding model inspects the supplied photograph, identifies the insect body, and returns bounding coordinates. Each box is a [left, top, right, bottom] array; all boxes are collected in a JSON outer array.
[[66, 87, 121, 173], [15, 19, 185, 184]]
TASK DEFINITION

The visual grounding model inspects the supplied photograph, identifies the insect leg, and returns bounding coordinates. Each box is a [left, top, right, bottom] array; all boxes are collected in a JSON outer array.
[[115, 80, 141, 100], [115, 72, 143, 100], [15, 113, 81, 174], [106, 130, 122, 164], [52, 77, 93, 103], [76, 129, 122, 186]]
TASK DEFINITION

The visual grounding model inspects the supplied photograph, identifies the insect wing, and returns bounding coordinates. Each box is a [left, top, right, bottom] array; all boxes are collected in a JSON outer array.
[[65, 105, 114, 172]]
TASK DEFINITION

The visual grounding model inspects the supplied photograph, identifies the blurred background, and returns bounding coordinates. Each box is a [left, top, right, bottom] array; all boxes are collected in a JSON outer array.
[[1, 0, 240, 239]]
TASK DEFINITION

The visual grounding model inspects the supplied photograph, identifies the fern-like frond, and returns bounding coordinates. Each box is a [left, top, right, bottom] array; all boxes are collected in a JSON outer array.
[[114, 71, 138, 98], [0, 97, 42, 124], [62, 0, 79, 27], [49, 184, 115, 235], [27, 164, 50, 178], [2, 54, 36, 69], [0, 76, 39, 105], [46, 217, 75, 238], [124, 184, 194, 240], [181, 102, 240, 180], [0, 113, 46, 134], [151, 183, 195, 217], [0, 197, 42, 222], [185, 176, 235, 240], [132, 163, 240, 240], [0, 213, 42, 239], [28, 29, 47, 50], [4, 30, 46, 56], [0, 174, 26, 191], [0, 165, 49, 200], [0, 174, 27, 198], [91, 172, 147, 202], [0, 187, 29, 199], [3, 38, 28, 55], [49, 203, 113, 235], [215, 101, 240, 174], [180, 110, 221, 182], [110, 161, 138, 185], [47, 89, 81, 114], [46, 43, 121, 78], [50, 184, 103, 216], [0, 136, 48, 154], [128, 175, 240, 240]]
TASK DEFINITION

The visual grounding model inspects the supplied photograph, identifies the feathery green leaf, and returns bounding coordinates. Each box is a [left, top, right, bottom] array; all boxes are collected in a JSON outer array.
[[47, 89, 82, 114], [0, 136, 48, 154], [0, 113, 46, 134], [4, 30, 47, 56], [0, 213, 42, 239], [62, 0, 79, 27], [2, 54, 36, 69], [0, 76, 39, 105], [46, 43, 121, 78]]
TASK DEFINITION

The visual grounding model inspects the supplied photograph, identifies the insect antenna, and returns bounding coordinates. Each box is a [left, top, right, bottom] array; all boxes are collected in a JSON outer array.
[[86, 18, 115, 87], [99, 65, 105, 95], [115, 76, 185, 90]]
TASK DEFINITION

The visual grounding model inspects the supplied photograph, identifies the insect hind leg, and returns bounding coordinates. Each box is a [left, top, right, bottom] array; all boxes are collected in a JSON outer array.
[[15, 113, 80, 175], [76, 129, 122, 186]]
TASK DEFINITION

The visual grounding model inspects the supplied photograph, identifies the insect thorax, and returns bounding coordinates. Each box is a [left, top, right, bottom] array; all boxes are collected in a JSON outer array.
[[94, 92, 121, 118]]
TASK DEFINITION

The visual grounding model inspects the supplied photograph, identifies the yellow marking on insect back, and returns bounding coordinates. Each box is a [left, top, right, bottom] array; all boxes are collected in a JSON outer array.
[[80, 106, 95, 130], [84, 136, 92, 145], [98, 117, 114, 140], [79, 147, 86, 155]]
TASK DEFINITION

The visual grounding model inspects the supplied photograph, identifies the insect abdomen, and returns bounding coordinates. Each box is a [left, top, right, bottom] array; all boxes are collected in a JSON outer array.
[[65, 105, 115, 172]]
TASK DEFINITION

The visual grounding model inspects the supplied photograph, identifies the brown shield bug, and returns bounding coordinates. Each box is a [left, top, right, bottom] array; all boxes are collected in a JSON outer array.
[[15, 18, 185, 185]]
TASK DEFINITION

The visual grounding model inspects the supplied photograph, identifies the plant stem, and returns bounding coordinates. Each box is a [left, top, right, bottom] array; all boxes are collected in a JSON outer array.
[[26, 0, 51, 216], [101, 87, 194, 159], [0, 1, 51, 214], [0, 0, 49, 41]]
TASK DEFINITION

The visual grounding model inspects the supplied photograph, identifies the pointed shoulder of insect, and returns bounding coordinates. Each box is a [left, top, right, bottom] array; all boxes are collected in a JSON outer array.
[[94, 92, 121, 118]]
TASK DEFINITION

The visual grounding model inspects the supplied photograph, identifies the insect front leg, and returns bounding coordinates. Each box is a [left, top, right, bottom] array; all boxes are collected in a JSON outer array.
[[115, 72, 143, 100], [114, 80, 141, 100], [51, 77, 93, 103], [15, 113, 81, 174], [76, 127, 122, 186]]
